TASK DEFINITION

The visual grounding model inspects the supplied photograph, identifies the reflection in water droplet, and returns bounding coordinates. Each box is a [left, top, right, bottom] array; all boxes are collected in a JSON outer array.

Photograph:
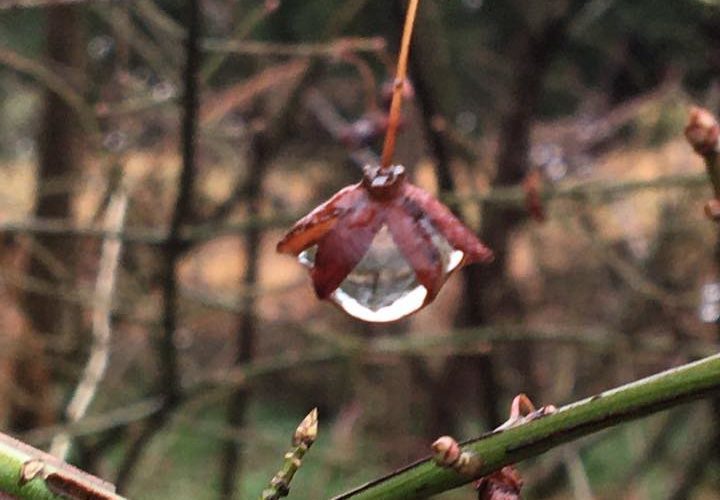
[[299, 225, 463, 322]]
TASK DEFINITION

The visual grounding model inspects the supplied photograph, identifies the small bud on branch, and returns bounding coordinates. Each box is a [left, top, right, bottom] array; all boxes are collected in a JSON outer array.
[[685, 106, 720, 219], [260, 408, 319, 500]]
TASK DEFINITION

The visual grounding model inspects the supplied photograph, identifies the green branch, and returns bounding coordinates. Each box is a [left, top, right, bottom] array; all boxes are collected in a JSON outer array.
[[333, 352, 720, 499], [260, 408, 319, 500], [0, 432, 123, 500]]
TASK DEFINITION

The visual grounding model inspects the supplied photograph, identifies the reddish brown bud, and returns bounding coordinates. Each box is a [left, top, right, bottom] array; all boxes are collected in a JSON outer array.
[[381, 78, 415, 107], [497, 394, 557, 431], [432, 436, 484, 477], [475, 466, 523, 500], [431, 436, 462, 466], [685, 106, 720, 156], [523, 170, 545, 222], [705, 199, 720, 221]]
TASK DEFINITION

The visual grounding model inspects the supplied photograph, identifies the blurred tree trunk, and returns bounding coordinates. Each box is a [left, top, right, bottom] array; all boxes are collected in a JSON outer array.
[[219, 129, 266, 500], [9, 6, 85, 432], [452, 0, 587, 430]]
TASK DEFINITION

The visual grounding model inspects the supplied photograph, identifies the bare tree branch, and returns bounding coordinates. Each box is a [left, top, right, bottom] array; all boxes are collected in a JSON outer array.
[[49, 191, 128, 459], [114, 0, 201, 490]]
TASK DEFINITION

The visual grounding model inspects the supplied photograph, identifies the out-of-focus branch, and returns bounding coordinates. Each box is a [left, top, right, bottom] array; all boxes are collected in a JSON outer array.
[[113, 0, 201, 491], [219, 124, 268, 498], [667, 422, 718, 500], [0, 46, 98, 137], [202, 37, 385, 58], [333, 353, 720, 499], [0, 171, 710, 244], [93, 6, 178, 82], [133, 0, 184, 41], [0, 0, 105, 9], [562, 447, 594, 500], [14, 324, 717, 452], [22, 400, 165, 447], [200, 60, 308, 127], [573, 210, 692, 309], [304, 89, 380, 168], [200, 2, 279, 83], [49, 191, 128, 460]]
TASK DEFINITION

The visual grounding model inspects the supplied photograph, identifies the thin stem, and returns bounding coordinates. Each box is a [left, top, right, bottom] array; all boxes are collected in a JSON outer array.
[[380, 0, 420, 168], [49, 191, 128, 459], [260, 409, 318, 500]]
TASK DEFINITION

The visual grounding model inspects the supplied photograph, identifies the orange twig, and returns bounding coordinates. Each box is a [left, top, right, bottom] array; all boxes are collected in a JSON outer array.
[[380, 0, 420, 169]]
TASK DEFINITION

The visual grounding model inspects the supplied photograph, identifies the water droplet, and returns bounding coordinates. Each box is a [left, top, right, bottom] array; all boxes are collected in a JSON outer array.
[[87, 35, 114, 60], [455, 111, 477, 134], [103, 131, 128, 152], [700, 282, 720, 323], [299, 225, 463, 322], [462, 0, 483, 11], [700, 303, 720, 323], [152, 81, 176, 102]]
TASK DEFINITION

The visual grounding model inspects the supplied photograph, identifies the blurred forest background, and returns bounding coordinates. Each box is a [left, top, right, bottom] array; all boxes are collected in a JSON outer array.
[[1, 0, 720, 498]]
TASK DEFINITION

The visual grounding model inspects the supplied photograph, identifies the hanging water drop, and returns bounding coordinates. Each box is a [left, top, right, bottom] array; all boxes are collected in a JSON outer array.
[[299, 225, 463, 322]]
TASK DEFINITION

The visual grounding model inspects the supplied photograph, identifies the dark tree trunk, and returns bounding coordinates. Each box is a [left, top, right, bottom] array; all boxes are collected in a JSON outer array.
[[10, 5, 85, 432], [454, 1, 587, 430]]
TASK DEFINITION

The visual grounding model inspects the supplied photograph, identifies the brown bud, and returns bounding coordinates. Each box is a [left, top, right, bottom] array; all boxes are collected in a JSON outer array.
[[685, 106, 720, 156], [511, 394, 536, 419], [431, 435, 461, 467], [476, 466, 523, 500], [432, 436, 484, 477], [498, 394, 557, 431], [705, 199, 720, 221], [523, 171, 546, 223], [293, 408, 318, 447]]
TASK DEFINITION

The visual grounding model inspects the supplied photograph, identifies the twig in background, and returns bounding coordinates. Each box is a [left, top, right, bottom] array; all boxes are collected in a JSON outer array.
[[22, 399, 165, 447], [133, 0, 184, 42], [0, 0, 106, 9], [200, 60, 309, 127], [199, 0, 279, 83], [49, 190, 128, 460], [0, 46, 98, 137], [667, 422, 718, 500], [0, 171, 711, 245], [219, 122, 268, 498], [202, 37, 385, 58], [113, 0, 201, 490], [260, 408, 319, 500], [303, 89, 380, 168], [562, 446, 594, 500], [131, 0, 185, 66], [93, 5, 179, 82]]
